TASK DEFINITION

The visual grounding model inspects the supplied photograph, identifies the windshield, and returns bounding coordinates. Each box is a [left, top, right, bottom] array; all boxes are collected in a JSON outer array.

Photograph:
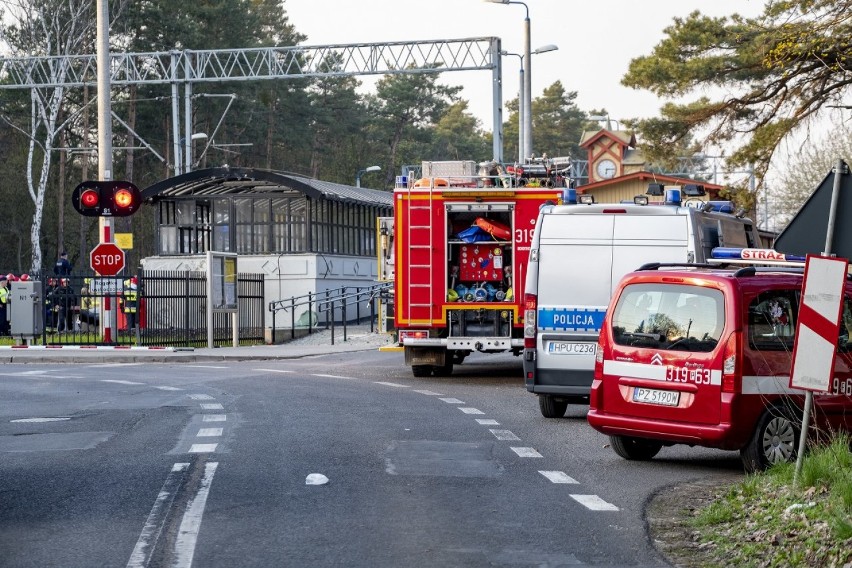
[[611, 283, 725, 352]]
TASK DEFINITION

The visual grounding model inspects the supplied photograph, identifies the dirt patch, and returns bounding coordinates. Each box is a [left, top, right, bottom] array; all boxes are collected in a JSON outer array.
[[645, 477, 738, 567]]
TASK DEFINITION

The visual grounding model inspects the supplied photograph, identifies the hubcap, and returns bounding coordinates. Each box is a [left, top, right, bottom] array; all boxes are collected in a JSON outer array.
[[762, 416, 796, 464]]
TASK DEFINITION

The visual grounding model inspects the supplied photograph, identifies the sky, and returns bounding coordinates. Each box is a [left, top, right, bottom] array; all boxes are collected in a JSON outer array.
[[284, 0, 766, 129]]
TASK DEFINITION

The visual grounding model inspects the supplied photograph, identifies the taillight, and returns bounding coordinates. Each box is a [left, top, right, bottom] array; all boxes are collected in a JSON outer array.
[[593, 339, 605, 380], [722, 331, 742, 393], [524, 293, 537, 349]]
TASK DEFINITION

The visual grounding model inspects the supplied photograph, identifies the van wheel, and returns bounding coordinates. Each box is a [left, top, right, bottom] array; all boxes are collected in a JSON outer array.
[[610, 435, 663, 461], [539, 395, 568, 418], [740, 405, 800, 473], [411, 365, 432, 377]]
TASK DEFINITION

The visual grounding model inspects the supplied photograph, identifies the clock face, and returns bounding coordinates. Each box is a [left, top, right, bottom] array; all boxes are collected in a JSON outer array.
[[596, 159, 617, 179]]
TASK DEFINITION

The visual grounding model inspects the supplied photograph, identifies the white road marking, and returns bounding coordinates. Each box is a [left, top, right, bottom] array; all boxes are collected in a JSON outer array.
[[570, 494, 619, 511], [186, 365, 228, 369], [476, 419, 500, 425], [102, 380, 145, 385], [489, 429, 521, 441], [306, 473, 329, 485], [202, 415, 227, 422], [539, 471, 579, 484], [173, 462, 219, 568], [374, 381, 409, 388], [199, 403, 224, 410], [459, 407, 485, 415], [511, 447, 543, 458], [254, 368, 294, 373], [155, 386, 183, 391], [10, 417, 71, 423], [126, 462, 190, 568], [413, 389, 443, 395], [439, 397, 464, 404], [197, 428, 223, 437], [90, 363, 144, 368], [188, 394, 214, 400], [188, 444, 218, 453], [313, 374, 355, 380]]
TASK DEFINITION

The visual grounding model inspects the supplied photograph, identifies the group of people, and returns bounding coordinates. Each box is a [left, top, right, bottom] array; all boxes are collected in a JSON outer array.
[[0, 251, 141, 336]]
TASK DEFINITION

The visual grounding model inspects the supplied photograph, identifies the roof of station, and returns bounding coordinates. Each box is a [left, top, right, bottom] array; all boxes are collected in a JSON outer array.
[[141, 167, 392, 207]]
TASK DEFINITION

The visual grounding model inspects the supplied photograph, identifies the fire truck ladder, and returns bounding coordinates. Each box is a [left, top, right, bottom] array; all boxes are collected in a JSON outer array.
[[405, 182, 436, 323]]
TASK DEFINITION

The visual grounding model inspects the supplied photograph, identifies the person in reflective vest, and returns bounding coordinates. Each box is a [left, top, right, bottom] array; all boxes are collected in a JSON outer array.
[[122, 277, 138, 331]]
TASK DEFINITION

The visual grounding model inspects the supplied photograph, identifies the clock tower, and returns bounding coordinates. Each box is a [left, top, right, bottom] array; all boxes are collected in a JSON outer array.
[[579, 128, 638, 183]]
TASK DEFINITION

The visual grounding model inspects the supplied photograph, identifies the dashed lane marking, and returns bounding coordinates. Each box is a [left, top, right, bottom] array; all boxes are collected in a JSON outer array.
[[489, 429, 521, 441], [313, 374, 356, 380], [476, 419, 500, 426], [11, 417, 71, 423], [188, 444, 218, 453], [188, 394, 214, 400], [413, 389, 443, 396], [458, 407, 485, 415], [374, 381, 409, 388], [155, 386, 183, 391], [197, 428, 223, 437], [539, 471, 579, 484], [185, 365, 228, 369], [439, 398, 464, 404], [202, 415, 226, 422], [511, 447, 544, 458], [199, 403, 224, 411], [253, 368, 294, 373], [570, 494, 619, 511], [102, 380, 145, 385]]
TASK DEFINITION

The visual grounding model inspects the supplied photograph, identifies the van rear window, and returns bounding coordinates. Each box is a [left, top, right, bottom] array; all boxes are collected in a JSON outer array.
[[611, 284, 725, 352]]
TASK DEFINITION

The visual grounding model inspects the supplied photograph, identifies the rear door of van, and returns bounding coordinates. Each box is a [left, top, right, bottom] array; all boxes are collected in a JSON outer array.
[[533, 208, 692, 395]]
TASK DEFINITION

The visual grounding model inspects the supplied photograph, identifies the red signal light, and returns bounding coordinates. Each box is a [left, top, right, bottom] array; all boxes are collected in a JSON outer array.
[[80, 189, 100, 209]]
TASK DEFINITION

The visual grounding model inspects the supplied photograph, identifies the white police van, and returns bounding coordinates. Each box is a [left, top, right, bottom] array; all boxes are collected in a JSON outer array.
[[523, 188, 763, 418]]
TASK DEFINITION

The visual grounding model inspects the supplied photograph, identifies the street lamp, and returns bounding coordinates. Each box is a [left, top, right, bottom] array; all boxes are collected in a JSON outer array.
[[485, 0, 532, 159], [177, 132, 208, 175], [500, 44, 558, 164], [356, 165, 381, 188]]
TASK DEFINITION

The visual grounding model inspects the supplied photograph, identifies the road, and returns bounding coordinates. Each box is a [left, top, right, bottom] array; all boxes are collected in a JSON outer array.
[[0, 349, 744, 567]]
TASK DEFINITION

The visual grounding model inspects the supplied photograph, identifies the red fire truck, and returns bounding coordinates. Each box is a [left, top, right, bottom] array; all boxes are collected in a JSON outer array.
[[390, 161, 564, 377]]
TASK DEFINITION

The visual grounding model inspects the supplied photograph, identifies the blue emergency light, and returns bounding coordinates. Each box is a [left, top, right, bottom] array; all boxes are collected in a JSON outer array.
[[665, 188, 681, 206], [711, 247, 807, 263], [562, 188, 577, 204]]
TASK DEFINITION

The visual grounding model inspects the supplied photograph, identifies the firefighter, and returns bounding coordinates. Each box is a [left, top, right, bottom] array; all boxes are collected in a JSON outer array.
[[122, 277, 138, 332]]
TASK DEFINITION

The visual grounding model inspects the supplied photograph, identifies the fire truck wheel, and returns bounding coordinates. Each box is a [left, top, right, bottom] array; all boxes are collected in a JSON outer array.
[[433, 360, 454, 377], [538, 395, 568, 418], [609, 435, 663, 461], [412, 365, 432, 378], [740, 404, 800, 473]]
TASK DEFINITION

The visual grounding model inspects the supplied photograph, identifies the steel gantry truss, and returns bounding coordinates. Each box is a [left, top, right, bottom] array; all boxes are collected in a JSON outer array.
[[0, 38, 506, 169]]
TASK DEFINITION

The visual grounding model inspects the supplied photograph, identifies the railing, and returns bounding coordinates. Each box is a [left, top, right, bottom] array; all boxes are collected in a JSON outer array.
[[269, 282, 392, 344]]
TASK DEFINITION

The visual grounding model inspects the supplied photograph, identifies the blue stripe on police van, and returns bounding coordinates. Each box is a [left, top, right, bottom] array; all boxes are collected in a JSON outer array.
[[538, 307, 607, 332]]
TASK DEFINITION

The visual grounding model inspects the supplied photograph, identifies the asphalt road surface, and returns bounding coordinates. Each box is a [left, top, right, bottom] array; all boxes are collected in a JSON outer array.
[[0, 350, 744, 567]]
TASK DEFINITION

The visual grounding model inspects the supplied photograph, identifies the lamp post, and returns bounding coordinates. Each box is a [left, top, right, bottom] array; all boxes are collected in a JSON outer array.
[[177, 132, 208, 175], [500, 44, 558, 164], [486, 1, 554, 160], [356, 165, 381, 188]]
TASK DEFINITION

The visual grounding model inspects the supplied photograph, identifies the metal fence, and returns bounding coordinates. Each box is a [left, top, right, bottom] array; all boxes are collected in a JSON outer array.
[[15, 271, 265, 347]]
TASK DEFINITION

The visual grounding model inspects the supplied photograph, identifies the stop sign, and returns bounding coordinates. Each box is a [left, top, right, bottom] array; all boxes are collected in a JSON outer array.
[[90, 242, 126, 276]]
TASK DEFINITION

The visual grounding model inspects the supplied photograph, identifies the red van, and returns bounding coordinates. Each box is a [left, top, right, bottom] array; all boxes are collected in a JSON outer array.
[[587, 262, 852, 472]]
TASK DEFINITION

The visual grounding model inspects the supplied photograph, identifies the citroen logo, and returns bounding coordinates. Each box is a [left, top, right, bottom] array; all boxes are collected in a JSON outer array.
[[650, 353, 664, 365]]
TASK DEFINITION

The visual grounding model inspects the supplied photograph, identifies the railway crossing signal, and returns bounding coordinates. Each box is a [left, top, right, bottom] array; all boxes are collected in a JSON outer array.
[[72, 181, 142, 217]]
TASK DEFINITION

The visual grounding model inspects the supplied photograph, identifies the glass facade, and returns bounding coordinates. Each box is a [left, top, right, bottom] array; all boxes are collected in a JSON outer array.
[[157, 195, 388, 257]]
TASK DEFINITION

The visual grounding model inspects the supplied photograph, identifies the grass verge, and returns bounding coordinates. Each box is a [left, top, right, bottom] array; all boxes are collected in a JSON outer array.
[[691, 435, 852, 567]]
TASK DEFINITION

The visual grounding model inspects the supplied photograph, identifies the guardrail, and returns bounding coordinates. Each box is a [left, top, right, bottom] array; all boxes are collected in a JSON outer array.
[[269, 282, 391, 344]]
